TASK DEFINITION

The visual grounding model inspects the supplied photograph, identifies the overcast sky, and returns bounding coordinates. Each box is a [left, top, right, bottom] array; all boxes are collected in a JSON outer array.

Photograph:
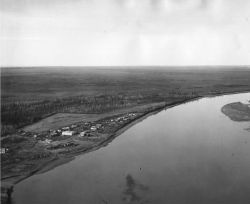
[[1, 0, 250, 66]]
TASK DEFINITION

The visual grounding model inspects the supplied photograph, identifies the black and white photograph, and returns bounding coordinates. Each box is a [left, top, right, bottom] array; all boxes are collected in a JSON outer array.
[[1, 0, 250, 203]]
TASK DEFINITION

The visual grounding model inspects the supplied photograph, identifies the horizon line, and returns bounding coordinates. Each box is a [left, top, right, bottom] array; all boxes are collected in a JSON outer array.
[[1, 65, 250, 69]]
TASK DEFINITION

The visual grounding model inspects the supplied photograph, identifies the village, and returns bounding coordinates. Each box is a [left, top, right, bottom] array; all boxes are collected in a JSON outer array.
[[1, 112, 139, 156]]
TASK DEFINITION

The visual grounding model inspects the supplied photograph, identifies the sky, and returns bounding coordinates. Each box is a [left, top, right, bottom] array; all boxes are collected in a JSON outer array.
[[1, 0, 250, 66]]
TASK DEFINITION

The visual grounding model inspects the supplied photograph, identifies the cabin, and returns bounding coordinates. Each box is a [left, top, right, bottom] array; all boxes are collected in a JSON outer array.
[[71, 124, 77, 129], [79, 131, 91, 137], [90, 126, 97, 131], [128, 113, 136, 117], [62, 127, 70, 131], [79, 131, 86, 137], [62, 131, 75, 136], [96, 124, 102, 129], [0, 148, 7, 154], [50, 131, 58, 137], [44, 139, 52, 144]]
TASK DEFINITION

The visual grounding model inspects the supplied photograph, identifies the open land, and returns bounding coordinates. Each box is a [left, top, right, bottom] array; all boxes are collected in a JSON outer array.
[[1, 66, 250, 203]]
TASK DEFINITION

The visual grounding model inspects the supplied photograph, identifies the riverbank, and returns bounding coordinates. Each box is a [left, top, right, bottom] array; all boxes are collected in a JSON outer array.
[[1, 98, 197, 203], [1, 91, 250, 204]]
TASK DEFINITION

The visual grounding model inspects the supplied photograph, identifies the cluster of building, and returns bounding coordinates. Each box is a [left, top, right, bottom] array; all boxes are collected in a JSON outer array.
[[47, 122, 103, 139], [106, 113, 137, 125], [52, 113, 137, 138], [17, 112, 138, 146]]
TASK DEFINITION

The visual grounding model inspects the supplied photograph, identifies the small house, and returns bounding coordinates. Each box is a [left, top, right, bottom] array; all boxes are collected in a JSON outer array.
[[79, 131, 91, 137], [96, 124, 102, 129], [62, 131, 75, 136], [62, 127, 70, 131], [90, 126, 97, 131], [51, 131, 58, 137], [79, 131, 86, 137], [129, 113, 136, 117], [44, 139, 52, 144], [0, 148, 8, 154]]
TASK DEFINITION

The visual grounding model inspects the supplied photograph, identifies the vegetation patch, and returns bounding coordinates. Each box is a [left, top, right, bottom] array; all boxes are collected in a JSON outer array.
[[221, 102, 250, 121]]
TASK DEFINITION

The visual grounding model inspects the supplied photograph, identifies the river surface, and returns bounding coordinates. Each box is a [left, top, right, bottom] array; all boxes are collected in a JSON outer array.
[[13, 93, 250, 204]]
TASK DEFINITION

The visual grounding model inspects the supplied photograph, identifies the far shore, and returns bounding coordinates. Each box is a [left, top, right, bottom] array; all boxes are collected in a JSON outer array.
[[1, 90, 250, 204]]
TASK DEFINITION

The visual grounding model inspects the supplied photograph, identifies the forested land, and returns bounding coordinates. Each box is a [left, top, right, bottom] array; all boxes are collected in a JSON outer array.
[[2, 67, 250, 136]]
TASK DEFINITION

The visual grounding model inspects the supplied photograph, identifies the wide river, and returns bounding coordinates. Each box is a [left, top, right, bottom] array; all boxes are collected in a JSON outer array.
[[13, 93, 250, 204]]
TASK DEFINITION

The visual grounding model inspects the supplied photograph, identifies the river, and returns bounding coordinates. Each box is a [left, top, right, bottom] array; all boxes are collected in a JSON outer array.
[[13, 93, 250, 204]]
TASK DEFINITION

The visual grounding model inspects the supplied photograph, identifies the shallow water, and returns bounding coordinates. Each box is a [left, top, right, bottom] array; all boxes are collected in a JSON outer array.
[[13, 93, 250, 204]]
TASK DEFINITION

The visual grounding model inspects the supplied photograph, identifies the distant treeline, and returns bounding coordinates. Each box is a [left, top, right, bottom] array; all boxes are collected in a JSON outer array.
[[3, 86, 250, 136], [1, 92, 193, 136]]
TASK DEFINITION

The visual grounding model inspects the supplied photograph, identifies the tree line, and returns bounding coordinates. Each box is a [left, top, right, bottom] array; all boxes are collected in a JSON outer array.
[[1, 93, 171, 136]]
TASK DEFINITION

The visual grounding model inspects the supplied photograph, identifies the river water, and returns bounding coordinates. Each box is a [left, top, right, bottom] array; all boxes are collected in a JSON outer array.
[[13, 93, 250, 204]]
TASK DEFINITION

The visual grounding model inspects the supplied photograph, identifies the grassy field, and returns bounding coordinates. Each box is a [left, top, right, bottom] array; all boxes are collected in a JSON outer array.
[[23, 102, 165, 133], [1, 66, 250, 135], [23, 113, 99, 133]]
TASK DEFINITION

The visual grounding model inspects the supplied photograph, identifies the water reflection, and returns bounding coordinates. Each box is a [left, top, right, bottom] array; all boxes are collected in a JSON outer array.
[[122, 174, 149, 203]]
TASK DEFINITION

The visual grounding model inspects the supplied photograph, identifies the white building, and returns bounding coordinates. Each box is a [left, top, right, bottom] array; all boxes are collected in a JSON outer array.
[[62, 127, 70, 131], [90, 126, 97, 131], [79, 131, 91, 137], [79, 131, 86, 137], [0, 148, 8, 154], [62, 131, 75, 136]]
